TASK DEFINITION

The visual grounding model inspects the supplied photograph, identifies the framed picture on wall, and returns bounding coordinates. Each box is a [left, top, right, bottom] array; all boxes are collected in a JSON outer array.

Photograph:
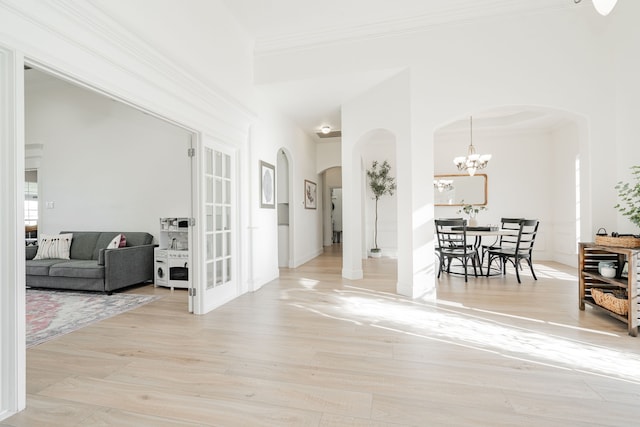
[[260, 160, 275, 209], [304, 179, 317, 209]]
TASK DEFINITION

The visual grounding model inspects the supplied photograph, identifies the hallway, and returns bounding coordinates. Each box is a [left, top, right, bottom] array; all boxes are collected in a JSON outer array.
[[5, 247, 640, 426]]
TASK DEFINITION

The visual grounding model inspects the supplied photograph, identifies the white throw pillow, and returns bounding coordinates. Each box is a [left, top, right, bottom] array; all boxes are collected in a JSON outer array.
[[33, 233, 73, 260], [106, 234, 122, 249]]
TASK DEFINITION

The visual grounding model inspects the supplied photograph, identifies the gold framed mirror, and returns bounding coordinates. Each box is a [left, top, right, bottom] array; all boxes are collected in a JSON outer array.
[[434, 174, 487, 206]]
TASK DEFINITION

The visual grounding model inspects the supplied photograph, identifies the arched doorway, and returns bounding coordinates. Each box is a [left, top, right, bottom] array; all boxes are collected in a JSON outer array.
[[433, 106, 587, 267], [342, 128, 398, 283], [277, 148, 293, 267]]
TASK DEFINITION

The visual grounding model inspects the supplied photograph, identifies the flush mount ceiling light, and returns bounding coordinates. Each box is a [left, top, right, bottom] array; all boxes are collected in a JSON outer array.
[[453, 116, 491, 177], [315, 126, 342, 139], [574, 0, 618, 16]]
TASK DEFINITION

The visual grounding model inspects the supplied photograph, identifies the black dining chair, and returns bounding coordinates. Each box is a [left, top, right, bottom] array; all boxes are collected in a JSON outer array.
[[480, 217, 523, 266], [435, 218, 482, 282], [485, 219, 539, 283], [435, 217, 464, 273]]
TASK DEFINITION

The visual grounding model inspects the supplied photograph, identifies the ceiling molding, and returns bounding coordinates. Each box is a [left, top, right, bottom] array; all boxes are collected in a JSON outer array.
[[4, 0, 255, 141], [254, 1, 580, 56]]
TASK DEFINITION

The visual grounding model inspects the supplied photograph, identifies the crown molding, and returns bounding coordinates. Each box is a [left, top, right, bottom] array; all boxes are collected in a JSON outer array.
[[1, 0, 255, 142], [255, 1, 580, 56]]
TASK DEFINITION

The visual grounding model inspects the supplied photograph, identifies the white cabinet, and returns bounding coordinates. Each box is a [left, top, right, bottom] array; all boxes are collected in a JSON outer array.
[[154, 218, 191, 290]]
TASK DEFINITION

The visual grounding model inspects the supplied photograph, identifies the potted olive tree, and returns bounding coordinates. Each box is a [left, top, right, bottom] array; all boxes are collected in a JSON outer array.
[[366, 160, 397, 257]]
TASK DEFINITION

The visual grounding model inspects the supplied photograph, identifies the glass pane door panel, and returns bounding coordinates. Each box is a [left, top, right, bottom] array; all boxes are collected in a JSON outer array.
[[206, 177, 213, 203], [216, 233, 222, 257], [206, 234, 214, 259], [216, 206, 223, 231], [206, 262, 214, 289], [215, 260, 223, 286], [225, 259, 231, 282], [215, 179, 222, 203], [224, 154, 230, 178], [206, 205, 214, 230], [224, 180, 231, 204], [215, 151, 223, 177], [198, 145, 235, 312], [206, 150, 213, 175]]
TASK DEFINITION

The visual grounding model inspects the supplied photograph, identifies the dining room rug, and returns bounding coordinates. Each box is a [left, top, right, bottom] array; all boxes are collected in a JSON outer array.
[[26, 288, 161, 348]]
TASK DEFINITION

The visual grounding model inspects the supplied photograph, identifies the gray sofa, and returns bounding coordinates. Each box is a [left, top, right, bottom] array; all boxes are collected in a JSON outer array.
[[26, 231, 156, 293]]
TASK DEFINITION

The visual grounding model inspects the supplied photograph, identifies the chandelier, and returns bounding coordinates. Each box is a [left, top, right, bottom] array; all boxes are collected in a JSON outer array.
[[453, 116, 491, 176], [433, 179, 454, 193]]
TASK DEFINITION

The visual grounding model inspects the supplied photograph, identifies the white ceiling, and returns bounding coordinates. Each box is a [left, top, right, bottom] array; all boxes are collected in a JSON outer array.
[[436, 108, 576, 135], [224, 0, 583, 142], [256, 68, 404, 140], [224, 0, 580, 54]]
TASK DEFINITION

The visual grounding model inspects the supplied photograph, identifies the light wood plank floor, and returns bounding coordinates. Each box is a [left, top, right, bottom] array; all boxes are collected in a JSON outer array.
[[4, 245, 640, 426]]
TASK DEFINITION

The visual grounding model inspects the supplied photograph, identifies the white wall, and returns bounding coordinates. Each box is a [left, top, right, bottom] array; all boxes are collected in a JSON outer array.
[[316, 140, 341, 172], [251, 95, 323, 280], [613, 0, 640, 234], [25, 72, 191, 240], [1, 1, 259, 417], [255, 7, 625, 280], [551, 122, 580, 266]]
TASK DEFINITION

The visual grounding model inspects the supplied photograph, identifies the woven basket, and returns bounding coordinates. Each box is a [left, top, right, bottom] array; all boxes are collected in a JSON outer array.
[[591, 288, 628, 316], [595, 235, 640, 248]]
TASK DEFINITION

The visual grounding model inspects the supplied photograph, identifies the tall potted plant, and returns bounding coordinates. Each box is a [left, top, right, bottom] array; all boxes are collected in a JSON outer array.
[[614, 165, 640, 232], [366, 160, 397, 257]]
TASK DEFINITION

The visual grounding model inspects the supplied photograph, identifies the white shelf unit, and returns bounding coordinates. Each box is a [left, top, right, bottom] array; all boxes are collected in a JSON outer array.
[[154, 217, 191, 290]]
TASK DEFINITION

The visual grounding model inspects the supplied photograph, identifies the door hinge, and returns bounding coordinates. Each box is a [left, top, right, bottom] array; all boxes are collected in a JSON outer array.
[[189, 288, 196, 297], [189, 217, 196, 227], [187, 147, 195, 157]]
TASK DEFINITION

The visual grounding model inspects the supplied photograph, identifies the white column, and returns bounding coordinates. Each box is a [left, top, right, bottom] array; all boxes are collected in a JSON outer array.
[[341, 137, 364, 280], [397, 130, 437, 300]]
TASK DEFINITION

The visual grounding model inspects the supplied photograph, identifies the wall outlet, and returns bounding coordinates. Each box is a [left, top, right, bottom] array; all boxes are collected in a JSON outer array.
[[45, 201, 55, 209]]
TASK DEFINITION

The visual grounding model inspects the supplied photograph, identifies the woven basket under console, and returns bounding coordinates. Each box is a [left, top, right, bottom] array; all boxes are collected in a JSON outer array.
[[590, 288, 628, 316]]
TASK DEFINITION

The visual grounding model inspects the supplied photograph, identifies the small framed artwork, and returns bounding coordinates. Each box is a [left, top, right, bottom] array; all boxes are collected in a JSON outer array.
[[304, 179, 317, 209], [260, 161, 275, 209]]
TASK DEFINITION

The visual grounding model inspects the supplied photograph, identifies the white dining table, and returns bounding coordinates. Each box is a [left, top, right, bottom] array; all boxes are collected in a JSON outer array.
[[451, 226, 514, 248], [466, 228, 513, 247], [446, 226, 516, 276]]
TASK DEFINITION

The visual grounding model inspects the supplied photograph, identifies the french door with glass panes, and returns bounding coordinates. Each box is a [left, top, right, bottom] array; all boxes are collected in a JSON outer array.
[[193, 141, 237, 314]]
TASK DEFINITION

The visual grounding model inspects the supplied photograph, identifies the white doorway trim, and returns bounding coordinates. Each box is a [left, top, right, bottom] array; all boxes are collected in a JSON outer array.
[[0, 45, 26, 420]]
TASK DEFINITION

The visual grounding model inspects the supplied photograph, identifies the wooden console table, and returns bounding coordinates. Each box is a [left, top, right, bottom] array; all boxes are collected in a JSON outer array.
[[578, 242, 639, 336]]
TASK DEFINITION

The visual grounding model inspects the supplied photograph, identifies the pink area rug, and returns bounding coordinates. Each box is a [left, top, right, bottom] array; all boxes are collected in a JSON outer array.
[[26, 289, 161, 348]]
